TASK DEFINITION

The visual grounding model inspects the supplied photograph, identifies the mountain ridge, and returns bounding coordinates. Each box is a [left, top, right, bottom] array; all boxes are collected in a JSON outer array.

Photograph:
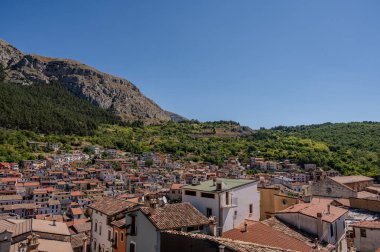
[[0, 39, 184, 124]]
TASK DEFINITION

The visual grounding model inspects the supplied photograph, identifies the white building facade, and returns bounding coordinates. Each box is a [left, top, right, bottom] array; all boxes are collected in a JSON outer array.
[[182, 178, 260, 236]]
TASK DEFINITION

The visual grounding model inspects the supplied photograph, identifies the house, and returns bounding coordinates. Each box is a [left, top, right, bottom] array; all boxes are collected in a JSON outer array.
[[310, 177, 358, 198], [69, 207, 84, 220], [111, 218, 127, 252], [89, 196, 137, 252], [0, 194, 23, 206], [0, 218, 73, 252], [168, 183, 185, 202], [258, 185, 302, 220], [276, 203, 348, 251], [351, 220, 380, 252], [126, 202, 210, 252], [182, 178, 260, 236], [329, 176, 374, 192]]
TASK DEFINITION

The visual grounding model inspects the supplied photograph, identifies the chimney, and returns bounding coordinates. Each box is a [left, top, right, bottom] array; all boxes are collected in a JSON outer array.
[[242, 222, 248, 232], [316, 212, 323, 240], [327, 204, 331, 215], [219, 245, 225, 252], [52, 219, 56, 226]]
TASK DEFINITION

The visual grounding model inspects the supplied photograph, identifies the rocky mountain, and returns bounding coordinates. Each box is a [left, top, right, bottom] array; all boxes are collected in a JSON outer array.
[[0, 39, 183, 124]]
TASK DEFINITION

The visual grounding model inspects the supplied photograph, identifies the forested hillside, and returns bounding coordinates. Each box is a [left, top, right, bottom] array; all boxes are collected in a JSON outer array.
[[0, 82, 123, 135], [0, 120, 379, 177]]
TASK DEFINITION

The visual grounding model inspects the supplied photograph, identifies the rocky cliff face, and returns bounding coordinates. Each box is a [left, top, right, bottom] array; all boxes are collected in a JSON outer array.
[[0, 39, 181, 124]]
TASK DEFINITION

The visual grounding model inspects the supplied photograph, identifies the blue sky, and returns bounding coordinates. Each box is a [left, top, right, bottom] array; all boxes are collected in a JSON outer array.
[[1, 1, 380, 128]]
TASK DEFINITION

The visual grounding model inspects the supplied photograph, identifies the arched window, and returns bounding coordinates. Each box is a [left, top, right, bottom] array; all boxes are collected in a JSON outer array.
[[99, 222, 102, 235]]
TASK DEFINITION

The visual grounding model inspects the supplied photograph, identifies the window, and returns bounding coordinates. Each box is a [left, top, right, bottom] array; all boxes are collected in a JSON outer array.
[[206, 208, 212, 217], [330, 224, 334, 237], [94, 221, 97, 232], [249, 204, 253, 214], [130, 215, 137, 236], [226, 192, 230, 205], [187, 225, 202, 232], [114, 231, 118, 248], [120, 232, 124, 242], [185, 190, 196, 196], [108, 230, 111, 241], [234, 210, 237, 216], [282, 199, 288, 205], [201, 193, 215, 199], [93, 241, 96, 250], [360, 229, 366, 238], [130, 242, 136, 252], [216, 182, 222, 190], [99, 224, 102, 235]]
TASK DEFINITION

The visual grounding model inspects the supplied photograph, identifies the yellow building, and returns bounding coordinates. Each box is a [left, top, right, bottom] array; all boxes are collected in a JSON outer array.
[[258, 185, 301, 220]]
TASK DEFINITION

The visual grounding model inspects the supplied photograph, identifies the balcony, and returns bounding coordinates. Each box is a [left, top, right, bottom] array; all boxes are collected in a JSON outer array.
[[220, 195, 238, 208]]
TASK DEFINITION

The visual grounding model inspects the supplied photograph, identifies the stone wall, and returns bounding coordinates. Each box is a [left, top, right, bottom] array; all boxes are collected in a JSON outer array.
[[310, 178, 357, 198]]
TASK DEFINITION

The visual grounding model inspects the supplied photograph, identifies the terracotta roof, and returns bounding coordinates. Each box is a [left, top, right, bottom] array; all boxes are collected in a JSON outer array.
[[72, 222, 91, 233], [71, 191, 84, 197], [351, 220, 380, 229], [38, 238, 73, 252], [223, 221, 319, 252], [70, 207, 83, 216], [279, 203, 348, 223], [357, 191, 377, 199], [111, 218, 126, 228], [262, 217, 321, 247], [32, 219, 71, 236], [139, 202, 209, 230], [330, 175, 373, 184], [2, 203, 39, 210], [89, 196, 137, 216], [163, 230, 297, 252], [71, 232, 88, 248], [0, 195, 22, 201], [170, 183, 185, 190]]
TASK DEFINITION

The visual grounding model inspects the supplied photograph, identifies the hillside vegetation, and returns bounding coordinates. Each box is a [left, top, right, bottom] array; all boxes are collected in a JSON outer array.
[[0, 121, 379, 177], [0, 82, 123, 135]]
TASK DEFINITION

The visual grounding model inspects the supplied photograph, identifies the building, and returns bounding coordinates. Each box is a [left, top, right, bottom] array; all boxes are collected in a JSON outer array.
[[0, 218, 73, 252], [110, 218, 127, 252], [311, 177, 358, 198], [258, 185, 302, 220], [168, 183, 185, 202], [89, 196, 137, 252], [276, 203, 348, 251], [182, 178, 260, 235], [351, 220, 380, 252], [329, 176, 374, 192], [126, 202, 210, 252]]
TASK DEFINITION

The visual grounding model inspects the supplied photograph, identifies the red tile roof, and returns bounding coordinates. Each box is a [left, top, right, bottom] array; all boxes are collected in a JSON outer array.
[[223, 222, 319, 252], [279, 203, 348, 223], [139, 203, 209, 230], [170, 183, 185, 190], [71, 207, 83, 216], [351, 220, 380, 229]]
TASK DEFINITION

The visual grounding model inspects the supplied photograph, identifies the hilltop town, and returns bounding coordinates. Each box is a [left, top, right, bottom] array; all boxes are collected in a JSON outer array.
[[0, 146, 379, 252]]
